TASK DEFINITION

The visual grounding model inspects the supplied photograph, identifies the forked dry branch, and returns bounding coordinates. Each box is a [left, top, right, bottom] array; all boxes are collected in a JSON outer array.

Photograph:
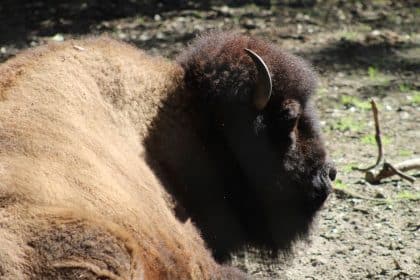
[[332, 99, 419, 203], [353, 99, 419, 184]]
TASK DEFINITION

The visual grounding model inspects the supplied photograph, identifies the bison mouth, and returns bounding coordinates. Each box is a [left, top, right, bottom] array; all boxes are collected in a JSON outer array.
[[302, 169, 334, 214]]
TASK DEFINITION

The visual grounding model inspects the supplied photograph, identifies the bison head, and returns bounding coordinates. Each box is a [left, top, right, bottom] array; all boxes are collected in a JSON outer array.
[[161, 32, 336, 260]]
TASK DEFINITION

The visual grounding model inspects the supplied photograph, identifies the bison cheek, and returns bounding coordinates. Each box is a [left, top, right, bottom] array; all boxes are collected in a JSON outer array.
[[262, 196, 317, 251]]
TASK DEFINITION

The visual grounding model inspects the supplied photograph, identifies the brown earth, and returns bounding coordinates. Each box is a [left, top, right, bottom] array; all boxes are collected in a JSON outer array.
[[1, 1, 418, 279]]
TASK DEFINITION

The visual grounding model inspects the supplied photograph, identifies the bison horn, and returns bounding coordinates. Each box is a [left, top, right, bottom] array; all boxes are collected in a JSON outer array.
[[244, 48, 272, 110]]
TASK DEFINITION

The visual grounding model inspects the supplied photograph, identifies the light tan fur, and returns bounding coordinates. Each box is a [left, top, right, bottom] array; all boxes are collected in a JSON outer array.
[[0, 38, 242, 279]]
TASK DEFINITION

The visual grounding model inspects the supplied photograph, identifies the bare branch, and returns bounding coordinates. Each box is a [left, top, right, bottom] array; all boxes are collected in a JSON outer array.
[[353, 99, 383, 172], [365, 158, 420, 184], [333, 186, 420, 202], [333, 187, 387, 202]]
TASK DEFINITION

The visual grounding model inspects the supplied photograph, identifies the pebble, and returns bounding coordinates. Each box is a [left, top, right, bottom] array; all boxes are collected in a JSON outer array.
[[51, 34, 64, 42], [154, 14, 162, 21]]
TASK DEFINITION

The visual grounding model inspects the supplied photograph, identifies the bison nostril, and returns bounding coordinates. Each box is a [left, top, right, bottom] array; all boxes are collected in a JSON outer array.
[[328, 167, 337, 181]]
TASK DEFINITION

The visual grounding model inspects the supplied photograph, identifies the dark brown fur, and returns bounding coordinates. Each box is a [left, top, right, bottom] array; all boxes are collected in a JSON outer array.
[[146, 31, 335, 261]]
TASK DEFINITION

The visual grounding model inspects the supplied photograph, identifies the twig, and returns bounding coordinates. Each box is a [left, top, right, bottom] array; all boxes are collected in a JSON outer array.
[[385, 162, 416, 183], [353, 99, 383, 171], [73, 45, 86, 51], [352, 99, 418, 184], [333, 187, 420, 202], [333, 187, 386, 202], [365, 159, 420, 184]]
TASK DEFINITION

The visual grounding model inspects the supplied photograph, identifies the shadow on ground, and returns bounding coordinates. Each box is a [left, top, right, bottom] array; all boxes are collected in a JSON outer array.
[[299, 39, 420, 74], [0, 0, 276, 45]]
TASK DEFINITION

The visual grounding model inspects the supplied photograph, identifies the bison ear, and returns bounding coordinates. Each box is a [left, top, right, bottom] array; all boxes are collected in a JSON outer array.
[[281, 99, 301, 129], [244, 48, 272, 111]]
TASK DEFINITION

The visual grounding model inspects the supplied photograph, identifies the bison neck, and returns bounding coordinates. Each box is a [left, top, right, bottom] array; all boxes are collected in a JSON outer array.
[[144, 89, 279, 261]]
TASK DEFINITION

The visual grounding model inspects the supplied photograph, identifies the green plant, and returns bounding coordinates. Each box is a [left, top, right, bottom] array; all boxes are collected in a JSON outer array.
[[339, 31, 359, 41], [343, 163, 356, 173], [243, 3, 259, 10], [331, 117, 364, 132], [367, 66, 391, 85], [361, 134, 391, 145], [341, 95, 371, 110], [396, 191, 420, 201], [399, 83, 411, 92], [398, 149, 413, 157], [317, 87, 328, 96], [368, 66, 378, 79], [334, 179, 347, 190], [411, 91, 420, 106]]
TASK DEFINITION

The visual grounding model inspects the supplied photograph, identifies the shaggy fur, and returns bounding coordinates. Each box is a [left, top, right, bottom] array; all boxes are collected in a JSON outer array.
[[0, 37, 245, 279], [145, 32, 334, 261], [0, 32, 333, 279]]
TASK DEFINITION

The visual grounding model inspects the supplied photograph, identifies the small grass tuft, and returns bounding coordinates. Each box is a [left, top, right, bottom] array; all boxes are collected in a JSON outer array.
[[343, 163, 356, 173], [398, 149, 413, 157], [367, 66, 391, 85], [317, 87, 328, 96], [331, 117, 365, 132], [334, 179, 348, 190], [399, 83, 411, 92], [396, 191, 420, 201], [339, 31, 359, 41], [361, 134, 392, 145], [368, 66, 378, 80], [411, 91, 420, 106], [341, 95, 371, 110]]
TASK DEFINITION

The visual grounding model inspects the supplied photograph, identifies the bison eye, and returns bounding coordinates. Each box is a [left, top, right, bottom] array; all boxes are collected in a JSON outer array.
[[267, 100, 301, 133], [270, 109, 299, 132]]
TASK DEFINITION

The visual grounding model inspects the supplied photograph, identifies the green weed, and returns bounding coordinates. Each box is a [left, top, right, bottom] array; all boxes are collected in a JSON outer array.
[[396, 191, 420, 201], [367, 66, 391, 85], [343, 164, 356, 173], [334, 179, 348, 190], [411, 91, 420, 106], [243, 3, 259, 10], [398, 149, 413, 157], [399, 83, 411, 92], [368, 66, 378, 79], [361, 134, 391, 145], [341, 95, 371, 110], [331, 117, 365, 132], [317, 87, 328, 96], [339, 31, 359, 41]]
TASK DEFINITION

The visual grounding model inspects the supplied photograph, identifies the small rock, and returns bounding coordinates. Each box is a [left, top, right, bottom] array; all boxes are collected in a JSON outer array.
[[156, 32, 165, 40], [51, 34, 64, 42], [374, 192, 385, 199], [154, 14, 161, 21], [72, 45, 85, 51], [242, 19, 256, 29], [118, 32, 127, 39], [219, 6, 232, 16], [139, 34, 151, 41], [371, 30, 381, 37]]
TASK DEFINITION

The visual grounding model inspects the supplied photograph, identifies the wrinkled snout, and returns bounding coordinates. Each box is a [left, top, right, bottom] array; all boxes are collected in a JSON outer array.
[[311, 162, 336, 207]]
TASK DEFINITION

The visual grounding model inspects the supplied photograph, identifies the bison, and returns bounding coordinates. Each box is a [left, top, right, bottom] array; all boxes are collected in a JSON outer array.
[[0, 31, 335, 279]]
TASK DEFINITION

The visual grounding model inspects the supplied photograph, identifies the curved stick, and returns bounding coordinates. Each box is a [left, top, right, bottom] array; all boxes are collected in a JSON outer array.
[[353, 99, 383, 172]]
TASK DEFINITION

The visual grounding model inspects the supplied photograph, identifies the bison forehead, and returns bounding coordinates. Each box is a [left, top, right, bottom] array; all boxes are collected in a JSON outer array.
[[178, 31, 318, 107]]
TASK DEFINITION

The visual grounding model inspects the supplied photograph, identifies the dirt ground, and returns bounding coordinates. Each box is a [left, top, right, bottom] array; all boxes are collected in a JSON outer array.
[[1, 1, 419, 279]]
